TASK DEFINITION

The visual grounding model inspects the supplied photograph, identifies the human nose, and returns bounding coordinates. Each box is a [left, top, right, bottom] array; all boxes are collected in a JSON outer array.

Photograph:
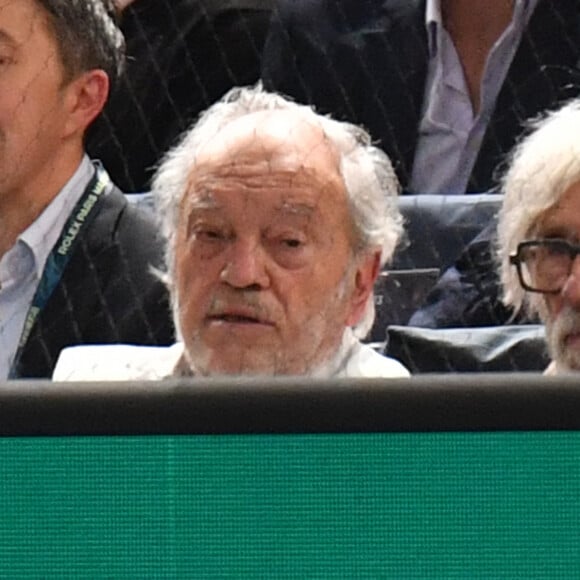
[[219, 239, 270, 289], [560, 255, 580, 307]]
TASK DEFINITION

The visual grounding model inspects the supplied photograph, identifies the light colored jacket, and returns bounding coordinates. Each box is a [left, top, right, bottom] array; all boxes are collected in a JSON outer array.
[[53, 333, 410, 381]]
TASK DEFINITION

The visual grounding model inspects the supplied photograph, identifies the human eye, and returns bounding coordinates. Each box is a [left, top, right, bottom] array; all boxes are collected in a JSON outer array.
[[543, 239, 571, 257], [187, 222, 230, 260], [195, 227, 226, 242], [280, 237, 305, 249], [274, 230, 308, 252], [531, 240, 571, 281], [523, 240, 566, 262], [188, 219, 230, 246], [267, 231, 310, 268]]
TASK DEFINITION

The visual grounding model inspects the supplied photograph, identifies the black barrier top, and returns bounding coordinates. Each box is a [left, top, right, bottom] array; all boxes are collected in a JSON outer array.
[[1, 374, 580, 436]]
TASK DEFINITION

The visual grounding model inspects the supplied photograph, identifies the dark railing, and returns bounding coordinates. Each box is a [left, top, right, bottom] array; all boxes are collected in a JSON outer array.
[[2, 374, 580, 435]]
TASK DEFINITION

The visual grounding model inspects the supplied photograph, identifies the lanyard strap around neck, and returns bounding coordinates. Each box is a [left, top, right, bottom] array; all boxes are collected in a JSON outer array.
[[9, 164, 112, 378]]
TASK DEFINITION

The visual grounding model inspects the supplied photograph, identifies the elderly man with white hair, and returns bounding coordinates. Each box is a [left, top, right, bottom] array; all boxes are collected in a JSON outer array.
[[498, 100, 580, 375], [54, 86, 409, 380]]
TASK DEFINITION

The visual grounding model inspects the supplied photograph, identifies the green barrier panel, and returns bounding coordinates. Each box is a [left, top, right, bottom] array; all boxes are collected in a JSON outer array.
[[0, 432, 578, 578]]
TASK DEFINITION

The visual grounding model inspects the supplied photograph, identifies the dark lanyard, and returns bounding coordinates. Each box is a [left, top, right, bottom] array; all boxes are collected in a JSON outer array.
[[9, 163, 112, 378]]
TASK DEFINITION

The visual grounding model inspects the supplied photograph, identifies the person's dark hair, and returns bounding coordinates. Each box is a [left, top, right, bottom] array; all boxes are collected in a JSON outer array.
[[36, 0, 125, 88]]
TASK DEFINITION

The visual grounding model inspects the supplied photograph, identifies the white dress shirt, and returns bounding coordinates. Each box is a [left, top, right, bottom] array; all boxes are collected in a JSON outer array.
[[409, 0, 539, 194], [0, 156, 95, 380]]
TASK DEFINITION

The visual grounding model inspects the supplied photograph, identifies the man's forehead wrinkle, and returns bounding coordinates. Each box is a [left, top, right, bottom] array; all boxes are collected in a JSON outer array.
[[185, 119, 346, 222], [191, 158, 337, 191]]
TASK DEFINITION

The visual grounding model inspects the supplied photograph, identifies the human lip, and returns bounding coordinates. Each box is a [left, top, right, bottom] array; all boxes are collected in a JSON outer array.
[[205, 307, 275, 327]]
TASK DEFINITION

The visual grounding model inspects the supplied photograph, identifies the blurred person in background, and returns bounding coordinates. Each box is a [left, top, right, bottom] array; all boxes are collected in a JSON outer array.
[[88, 0, 275, 192], [263, 0, 580, 194], [0, 0, 173, 379], [498, 101, 580, 374], [54, 86, 409, 380]]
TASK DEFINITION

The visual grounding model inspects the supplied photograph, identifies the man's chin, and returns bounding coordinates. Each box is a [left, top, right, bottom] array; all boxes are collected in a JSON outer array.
[[184, 344, 289, 377], [202, 360, 278, 377], [185, 346, 333, 377]]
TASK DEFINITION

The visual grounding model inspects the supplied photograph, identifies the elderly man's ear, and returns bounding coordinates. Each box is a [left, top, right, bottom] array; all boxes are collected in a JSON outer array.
[[345, 251, 381, 327], [62, 70, 110, 139]]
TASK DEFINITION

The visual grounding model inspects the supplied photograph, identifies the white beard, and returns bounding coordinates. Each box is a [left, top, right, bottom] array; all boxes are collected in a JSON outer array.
[[545, 306, 580, 372]]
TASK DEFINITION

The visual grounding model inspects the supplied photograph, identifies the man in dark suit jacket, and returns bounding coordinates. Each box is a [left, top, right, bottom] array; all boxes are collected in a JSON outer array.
[[262, 0, 580, 193], [14, 187, 174, 379], [0, 0, 172, 379], [87, 0, 275, 192]]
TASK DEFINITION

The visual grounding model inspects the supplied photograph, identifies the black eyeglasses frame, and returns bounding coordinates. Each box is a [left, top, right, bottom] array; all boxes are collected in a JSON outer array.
[[509, 239, 580, 294]]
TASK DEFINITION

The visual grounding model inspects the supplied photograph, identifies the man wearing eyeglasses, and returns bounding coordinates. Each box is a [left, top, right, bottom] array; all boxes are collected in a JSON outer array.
[[498, 101, 580, 375]]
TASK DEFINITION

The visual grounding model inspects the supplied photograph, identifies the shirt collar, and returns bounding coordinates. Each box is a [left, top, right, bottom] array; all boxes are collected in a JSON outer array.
[[19, 155, 96, 278], [425, 0, 536, 58]]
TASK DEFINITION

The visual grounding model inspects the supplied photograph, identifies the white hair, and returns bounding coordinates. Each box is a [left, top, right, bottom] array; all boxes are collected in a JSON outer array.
[[152, 85, 403, 338], [498, 100, 580, 318]]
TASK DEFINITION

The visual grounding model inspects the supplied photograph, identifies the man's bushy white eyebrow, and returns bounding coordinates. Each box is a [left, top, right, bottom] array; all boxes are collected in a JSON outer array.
[[278, 201, 315, 215], [188, 191, 219, 211]]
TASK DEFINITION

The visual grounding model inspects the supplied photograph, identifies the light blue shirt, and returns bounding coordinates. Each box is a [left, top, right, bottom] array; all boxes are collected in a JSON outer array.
[[0, 156, 95, 380], [409, 0, 539, 194]]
